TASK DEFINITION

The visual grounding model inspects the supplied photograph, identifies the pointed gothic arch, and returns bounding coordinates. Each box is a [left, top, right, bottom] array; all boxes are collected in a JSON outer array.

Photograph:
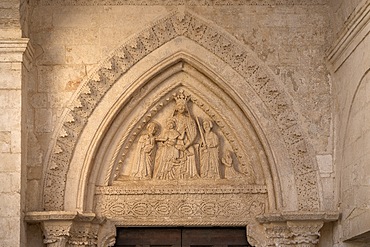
[[42, 10, 321, 217]]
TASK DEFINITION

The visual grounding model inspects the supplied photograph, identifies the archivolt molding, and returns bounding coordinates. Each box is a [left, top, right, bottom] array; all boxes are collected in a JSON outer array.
[[326, 0, 370, 71], [43, 9, 319, 211]]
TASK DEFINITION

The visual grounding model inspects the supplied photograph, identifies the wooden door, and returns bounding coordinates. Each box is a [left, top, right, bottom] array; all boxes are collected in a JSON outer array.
[[114, 227, 252, 247], [115, 228, 182, 247], [181, 227, 251, 247]]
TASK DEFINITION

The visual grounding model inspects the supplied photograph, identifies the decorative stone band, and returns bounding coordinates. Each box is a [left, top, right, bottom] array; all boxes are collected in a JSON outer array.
[[25, 211, 110, 247], [96, 184, 267, 195], [35, 0, 327, 6], [247, 212, 339, 247], [95, 187, 267, 227]]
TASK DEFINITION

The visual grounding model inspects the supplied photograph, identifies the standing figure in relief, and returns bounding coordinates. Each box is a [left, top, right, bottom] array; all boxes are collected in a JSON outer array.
[[200, 120, 220, 179], [153, 118, 180, 180], [173, 90, 199, 179], [130, 122, 158, 179]]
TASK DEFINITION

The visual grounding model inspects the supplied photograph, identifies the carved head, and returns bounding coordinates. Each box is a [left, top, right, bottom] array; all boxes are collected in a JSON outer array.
[[203, 120, 213, 132], [146, 122, 158, 135], [174, 89, 189, 115], [166, 118, 176, 129], [175, 102, 186, 114]]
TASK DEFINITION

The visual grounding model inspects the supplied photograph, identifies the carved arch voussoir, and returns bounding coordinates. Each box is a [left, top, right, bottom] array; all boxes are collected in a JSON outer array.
[[43, 9, 319, 211]]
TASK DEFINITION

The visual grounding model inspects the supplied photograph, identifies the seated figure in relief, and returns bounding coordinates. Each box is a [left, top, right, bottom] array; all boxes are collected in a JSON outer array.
[[130, 122, 158, 179], [199, 119, 220, 179], [172, 90, 199, 179], [153, 118, 181, 180]]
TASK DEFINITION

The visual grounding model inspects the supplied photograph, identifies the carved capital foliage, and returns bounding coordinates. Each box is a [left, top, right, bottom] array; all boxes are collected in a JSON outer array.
[[248, 221, 323, 247], [28, 212, 107, 247], [272, 221, 323, 246], [44, 9, 319, 212], [42, 221, 73, 247], [287, 221, 323, 246], [68, 221, 100, 247], [249, 212, 339, 247]]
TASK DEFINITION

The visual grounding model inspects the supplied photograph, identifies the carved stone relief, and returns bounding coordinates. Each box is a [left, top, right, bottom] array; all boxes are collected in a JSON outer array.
[[95, 184, 267, 226], [43, 9, 319, 213], [115, 89, 252, 182], [89, 85, 267, 226]]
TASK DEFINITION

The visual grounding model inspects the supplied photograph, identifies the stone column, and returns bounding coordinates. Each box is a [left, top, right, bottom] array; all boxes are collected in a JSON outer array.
[[0, 38, 32, 246]]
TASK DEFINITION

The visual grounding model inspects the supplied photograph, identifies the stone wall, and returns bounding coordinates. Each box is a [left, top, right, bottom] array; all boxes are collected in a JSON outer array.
[[0, 43, 23, 247], [22, 2, 337, 246], [0, 0, 21, 39], [27, 0, 333, 208], [3, 0, 370, 246], [327, 0, 370, 245], [328, 0, 364, 40]]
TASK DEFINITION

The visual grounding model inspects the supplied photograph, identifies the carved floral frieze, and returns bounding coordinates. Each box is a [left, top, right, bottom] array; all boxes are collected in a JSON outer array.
[[95, 184, 267, 226]]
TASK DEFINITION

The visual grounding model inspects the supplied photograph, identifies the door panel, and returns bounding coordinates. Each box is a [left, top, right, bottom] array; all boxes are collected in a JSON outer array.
[[115, 227, 252, 247], [115, 228, 181, 247], [181, 228, 250, 247]]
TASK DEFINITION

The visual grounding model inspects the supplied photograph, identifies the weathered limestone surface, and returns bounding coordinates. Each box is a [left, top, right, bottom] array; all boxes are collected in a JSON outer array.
[[0, 0, 369, 246], [327, 0, 370, 245], [328, 0, 364, 41], [24, 1, 335, 246], [28, 0, 333, 207], [0, 39, 30, 247]]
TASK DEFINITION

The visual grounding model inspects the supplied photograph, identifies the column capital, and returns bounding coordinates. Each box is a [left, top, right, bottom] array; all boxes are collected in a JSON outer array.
[[247, 211, 339, 246], [25, 211, 108, 247], [0, 38, 33, 62], [42, 220, 73, 247]]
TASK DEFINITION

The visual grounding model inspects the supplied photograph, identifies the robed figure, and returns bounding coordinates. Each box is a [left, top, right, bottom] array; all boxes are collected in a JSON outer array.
[[153, 118, 180, 180], [200, 120, 220, 179], [130, 122, 158, 179], [173, 90, 199, 179]]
